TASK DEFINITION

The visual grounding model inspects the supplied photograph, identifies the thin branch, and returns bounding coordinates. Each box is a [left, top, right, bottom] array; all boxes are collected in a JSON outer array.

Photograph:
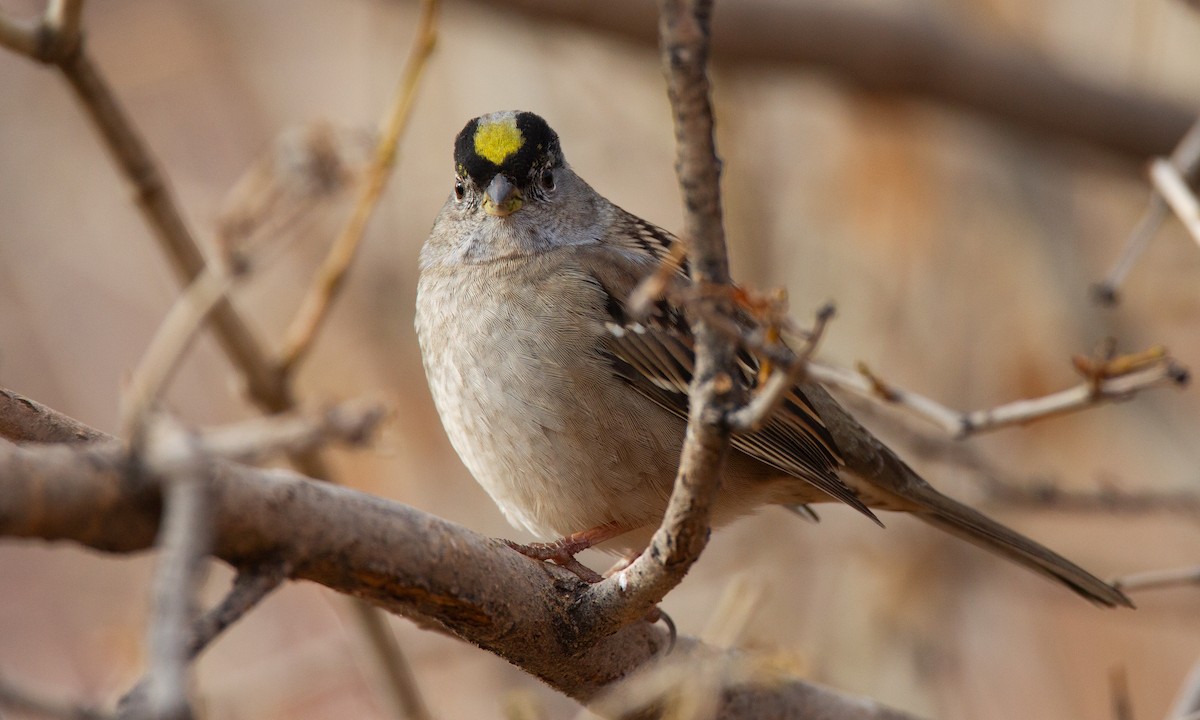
[[276, 0, 439, 376], [118, 566, 288, 716], [119, 268, 232, 440], [983, 479, 1200, 519], [43, 0, 84, 43], [133, 421, 214, 720], [51, 42, 289, 411], [349, 600, 435, 720], [1152, 158, 1200, 249], [1094, 117, 1200, 304], [1166, 658, 1200, 720], [1092, 194, 1170, 305], [1113, 565, 1200, 593], [192, 403, 385, 466], [805, 346, 1188, 439], [726, 303, 833, 431], [188, 566, 288, 657]]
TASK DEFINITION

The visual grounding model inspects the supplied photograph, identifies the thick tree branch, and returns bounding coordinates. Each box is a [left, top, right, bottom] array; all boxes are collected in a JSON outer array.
[[0, 431, 919, 719]]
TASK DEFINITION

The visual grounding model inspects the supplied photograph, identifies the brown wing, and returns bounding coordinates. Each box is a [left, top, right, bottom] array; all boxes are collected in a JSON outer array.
[[586, 219, 879, 523]]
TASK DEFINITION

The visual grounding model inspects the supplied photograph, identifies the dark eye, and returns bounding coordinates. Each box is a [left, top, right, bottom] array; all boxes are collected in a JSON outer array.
[[539, 169, 555, 192], [453, 178, 466, 200]]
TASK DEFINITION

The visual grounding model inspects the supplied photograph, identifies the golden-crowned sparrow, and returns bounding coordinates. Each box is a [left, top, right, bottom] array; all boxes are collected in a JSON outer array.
[[415, 110, 1130, 607]]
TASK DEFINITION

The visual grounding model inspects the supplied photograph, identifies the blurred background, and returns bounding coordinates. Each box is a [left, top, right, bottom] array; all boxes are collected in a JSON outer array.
[[1, 0, 1199, 717]]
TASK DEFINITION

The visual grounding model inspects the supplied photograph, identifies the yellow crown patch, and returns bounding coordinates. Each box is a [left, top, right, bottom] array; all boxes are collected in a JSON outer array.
[[474, 117, 524, 166]]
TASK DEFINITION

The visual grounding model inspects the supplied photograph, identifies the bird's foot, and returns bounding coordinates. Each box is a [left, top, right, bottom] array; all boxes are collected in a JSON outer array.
[[503, 522, 627, 584]]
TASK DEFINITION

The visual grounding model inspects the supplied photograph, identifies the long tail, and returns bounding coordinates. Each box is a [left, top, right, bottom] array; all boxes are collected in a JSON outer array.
[[801, 382, 1132, 608], [910, 485, 1132, 608]]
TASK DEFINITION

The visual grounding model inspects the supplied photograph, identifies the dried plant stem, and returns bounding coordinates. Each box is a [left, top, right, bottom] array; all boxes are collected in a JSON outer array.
[[807, 349, 1187, 439], [1152, 158, 1200, 248], [1095, 117, 1200, 303], [277, 0, 439, 375], [120, 268, 232, 439]]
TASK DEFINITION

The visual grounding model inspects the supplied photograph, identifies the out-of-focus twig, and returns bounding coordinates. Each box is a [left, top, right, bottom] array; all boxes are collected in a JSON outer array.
[[1166, 657, 1200, 720], [276, 0, 439, 376], [130, 420, 214, 720], [1151, 158, 1200, 249], [1113, 565, 1200, 594], [1110, 667, 1134, 720], [1094, 117, 1200, 304], [119, 566, 289, 714], [216, 123, 374, 274], [120, 268, 232, 440]]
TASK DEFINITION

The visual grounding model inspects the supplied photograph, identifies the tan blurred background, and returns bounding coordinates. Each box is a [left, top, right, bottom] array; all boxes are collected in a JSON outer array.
[[2, 0, 1199, 717]]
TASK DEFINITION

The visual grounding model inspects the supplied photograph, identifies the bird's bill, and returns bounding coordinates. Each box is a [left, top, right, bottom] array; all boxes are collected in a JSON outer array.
[[483, 174, 524, 217]]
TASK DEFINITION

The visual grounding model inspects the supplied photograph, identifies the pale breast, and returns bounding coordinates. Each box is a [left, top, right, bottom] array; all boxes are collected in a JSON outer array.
[[415, 251, 684, 539]]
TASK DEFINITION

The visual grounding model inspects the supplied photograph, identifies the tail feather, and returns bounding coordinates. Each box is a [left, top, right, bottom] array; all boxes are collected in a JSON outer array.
[[913, 492, 1132, 608]]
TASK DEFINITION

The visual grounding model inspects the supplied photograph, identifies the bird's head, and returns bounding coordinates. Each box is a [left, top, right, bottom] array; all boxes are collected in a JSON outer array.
[[452, 110, 565, 218]]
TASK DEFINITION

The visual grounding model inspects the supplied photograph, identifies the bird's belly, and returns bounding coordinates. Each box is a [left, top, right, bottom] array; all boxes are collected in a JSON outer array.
[[419, 280, 682, 540]]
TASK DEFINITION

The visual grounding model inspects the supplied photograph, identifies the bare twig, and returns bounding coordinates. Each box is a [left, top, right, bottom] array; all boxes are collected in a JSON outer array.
[[1152, 158, 1200, 249], [806, 347, 1188, 439], [727, 304, 834, 432], [1094, 117, 1200, 304], [120, 268, 232, 440], [188, 566, 288, 657], [1113, 565, 1200, 593], [46, 33, 288, 411], [192, 403, 385, 466], [276, 0, 439, 376], [352, 599, 436, 720], [216, 123, 373, 274], [983, 480, 1200, 519], [43, 0, 83, 43], [132, 421, 215, 720], [0, 675, 108, 720], [118, 566, 289, 715], [0, 13, 38, 56]]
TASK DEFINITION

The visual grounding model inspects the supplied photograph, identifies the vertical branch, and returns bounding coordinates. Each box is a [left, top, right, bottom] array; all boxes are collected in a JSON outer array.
[[580, 0, 739, 639], [133, 427, 214, 720]]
